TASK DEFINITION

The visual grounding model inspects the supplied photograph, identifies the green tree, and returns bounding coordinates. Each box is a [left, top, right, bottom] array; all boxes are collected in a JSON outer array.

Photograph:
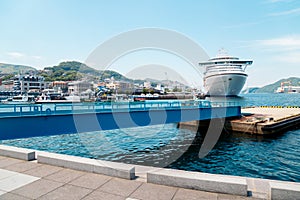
[[1, 74, 14, 81], [173, 86, 182, 92], [142, 88, 149, 93]]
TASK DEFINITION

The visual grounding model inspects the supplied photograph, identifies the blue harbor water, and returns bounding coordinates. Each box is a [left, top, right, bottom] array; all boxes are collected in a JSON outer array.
[[1, 93, 300, 182]]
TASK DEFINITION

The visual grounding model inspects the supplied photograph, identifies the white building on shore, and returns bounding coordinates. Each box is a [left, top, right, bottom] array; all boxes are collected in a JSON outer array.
[[68, 80, 92, 94], [13, 75, 49, 92]]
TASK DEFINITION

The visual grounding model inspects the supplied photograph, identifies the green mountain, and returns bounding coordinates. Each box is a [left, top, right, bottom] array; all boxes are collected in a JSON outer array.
[[255, 77, 300, 93], [0, 63, 37, 74], [41, 61, 131, 82], [44, 61, 100, 75], [0, 61, 136, 83]]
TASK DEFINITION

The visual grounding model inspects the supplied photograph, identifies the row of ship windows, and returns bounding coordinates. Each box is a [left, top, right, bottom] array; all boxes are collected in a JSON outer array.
[[206, 65, 243, 69], [205, 69, 244, 73], [206, 67, 243, 70], [206, 68, 242, 71], [206, 66, 242, 69]]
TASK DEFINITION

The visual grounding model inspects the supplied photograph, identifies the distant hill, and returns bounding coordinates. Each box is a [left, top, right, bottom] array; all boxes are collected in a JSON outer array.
[[0, 61, 189, 88], [44, 61, 100, 75], [0, 63, 37, 74], [255, 77, 300, 93], [41, 61, 131, 82], [241, 87, 260, 94], [0, 61, 147, 83]]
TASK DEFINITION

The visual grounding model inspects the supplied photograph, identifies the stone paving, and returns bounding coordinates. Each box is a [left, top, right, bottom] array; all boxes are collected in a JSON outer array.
[[0, 156, 260, 200]]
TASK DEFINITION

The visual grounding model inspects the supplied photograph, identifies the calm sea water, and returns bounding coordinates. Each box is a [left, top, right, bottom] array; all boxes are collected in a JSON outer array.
[[1, 93, 300, 182]]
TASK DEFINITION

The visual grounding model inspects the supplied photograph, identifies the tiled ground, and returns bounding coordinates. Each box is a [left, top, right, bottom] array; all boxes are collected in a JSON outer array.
[[0, 156, 260, 200], [0, 168, 39, 196]]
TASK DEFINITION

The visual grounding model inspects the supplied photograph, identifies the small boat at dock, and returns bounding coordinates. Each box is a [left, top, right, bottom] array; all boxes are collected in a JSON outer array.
[[35, 93, 81, 104], [1, 94, 35, 104]]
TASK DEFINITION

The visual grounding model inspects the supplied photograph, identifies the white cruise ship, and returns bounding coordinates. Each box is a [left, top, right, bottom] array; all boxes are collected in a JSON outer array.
[[199, 50, 253, 96]]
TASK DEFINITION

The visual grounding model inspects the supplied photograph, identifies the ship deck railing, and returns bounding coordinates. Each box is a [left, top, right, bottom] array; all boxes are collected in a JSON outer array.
[[0, 100, 239, 118]]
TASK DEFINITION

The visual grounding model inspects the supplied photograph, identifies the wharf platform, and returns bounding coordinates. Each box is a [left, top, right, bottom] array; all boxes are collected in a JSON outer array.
[[225, 107, 300, 135], [179, 107, 300, 135], [1, 145, 300, 199]]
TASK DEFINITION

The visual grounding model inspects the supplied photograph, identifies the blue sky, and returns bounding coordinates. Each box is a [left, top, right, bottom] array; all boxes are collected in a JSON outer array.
[[0, 0, 300, 87]]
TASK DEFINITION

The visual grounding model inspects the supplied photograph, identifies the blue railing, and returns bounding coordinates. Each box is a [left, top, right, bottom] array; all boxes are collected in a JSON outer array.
[[0, 100, 238, 118]]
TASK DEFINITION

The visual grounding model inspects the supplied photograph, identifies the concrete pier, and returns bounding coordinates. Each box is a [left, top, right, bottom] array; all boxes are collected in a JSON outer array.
[[179, 107, 300, 135], [225, 107, 300, 134]]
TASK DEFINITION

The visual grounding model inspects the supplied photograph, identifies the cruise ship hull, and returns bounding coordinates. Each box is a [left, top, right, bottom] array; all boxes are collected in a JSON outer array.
[[204, 73, 247, 96]]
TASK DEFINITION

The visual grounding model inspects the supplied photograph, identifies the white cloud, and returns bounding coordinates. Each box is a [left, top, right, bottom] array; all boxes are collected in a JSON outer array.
[[6, 52, 42, 61], [223, 20, 266, 29], [257, 35, 300, 49], [265, 0, 295, 3], [236, 34, 300, 86], [269, 7, 300, 16], [3, 51, 44, 68], [257, 35, 300, 51], [32, 55, 42, 60], [276, 51, 300, 63], [7, 52, 25, 58], [237, 35, 300, 64], [236, 35, 300, 51]]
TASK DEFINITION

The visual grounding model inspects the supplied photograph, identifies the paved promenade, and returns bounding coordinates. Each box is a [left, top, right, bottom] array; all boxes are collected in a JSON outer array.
[[0, 155, 258, 200]]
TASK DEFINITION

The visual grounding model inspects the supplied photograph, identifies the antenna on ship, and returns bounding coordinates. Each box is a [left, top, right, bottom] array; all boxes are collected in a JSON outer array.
[[217, 48, 228, 57]]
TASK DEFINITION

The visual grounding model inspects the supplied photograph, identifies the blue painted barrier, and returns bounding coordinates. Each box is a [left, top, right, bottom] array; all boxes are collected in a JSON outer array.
[[0, 100, 241, 140]]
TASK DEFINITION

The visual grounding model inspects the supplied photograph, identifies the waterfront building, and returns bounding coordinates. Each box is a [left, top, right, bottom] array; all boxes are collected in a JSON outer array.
[[0, 80, 14, 91], [68, 80, 92, 94], [104, 78, 111, 83], [52, 81, 68, 93], [116, 81, 134, 94], [13, 74, 49, 92], [143, 81, 151, 89], [106, 81, 119, 90]]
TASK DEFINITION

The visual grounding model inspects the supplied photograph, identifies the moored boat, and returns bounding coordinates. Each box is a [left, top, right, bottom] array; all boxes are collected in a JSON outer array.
[[1, 94, 35, 104], [199, 49, 253, 96], [35, 93, 81, 104]]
